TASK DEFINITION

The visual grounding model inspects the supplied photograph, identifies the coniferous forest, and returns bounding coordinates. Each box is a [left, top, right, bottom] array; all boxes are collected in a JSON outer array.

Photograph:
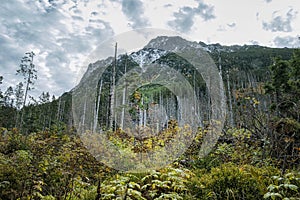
[[0, 38, 300, 200]]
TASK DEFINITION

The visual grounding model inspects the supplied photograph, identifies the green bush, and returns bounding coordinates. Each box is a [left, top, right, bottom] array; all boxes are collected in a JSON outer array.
[[189, 163, 280, 200]]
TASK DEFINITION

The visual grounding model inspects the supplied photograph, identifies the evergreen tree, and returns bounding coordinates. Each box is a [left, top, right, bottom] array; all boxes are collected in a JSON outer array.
[[15, 82, 24, 110], [0, 77, 16, 128], [265, 50, 300, 168], [266, 51, 300, 120], [3, 86, 14, 107]]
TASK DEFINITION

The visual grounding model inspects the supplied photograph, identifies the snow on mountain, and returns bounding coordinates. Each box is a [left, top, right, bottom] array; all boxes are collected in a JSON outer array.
[[129, 48, 167, 67]]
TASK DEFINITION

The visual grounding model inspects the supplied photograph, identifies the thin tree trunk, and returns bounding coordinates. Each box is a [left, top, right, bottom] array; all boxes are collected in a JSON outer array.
[[82, 95, 87, 133], [19, 57, 33, 130], [120, 87, 126, 129], [139, 97, 143, 127], [120, 57, 127, 129], [93, 79, 103, 133], [193, 70, 197, 117], [57, 97, 61, 121], [95, 179, 101, 200], [109, 43, 117, 130], [143, 108, 147, 127], [227, 71, 234, 127]]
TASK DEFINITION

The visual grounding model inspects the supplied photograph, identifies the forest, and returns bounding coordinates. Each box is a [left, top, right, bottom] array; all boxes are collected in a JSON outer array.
[[0, 39, 300, 200]]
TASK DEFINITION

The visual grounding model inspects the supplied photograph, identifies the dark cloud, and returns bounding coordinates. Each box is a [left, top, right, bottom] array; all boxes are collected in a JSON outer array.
[[263, 9, 297, 32], [47, 0, 68, 8], [168, 7, 195, 33], [164, 4, 172, 8], [91, 11, 98, 16], [168, 0, 215, 33], [273, 36, 300, 48], [217, 23, 235, 32], [121, 0, 150, 29], [256, 12, 260, 21], [72, 15, 84, 21], [249, 40, 259, 45], [265, 0, 272, 3], [195, 0, 215, 21], [227, 22, 236, 28]]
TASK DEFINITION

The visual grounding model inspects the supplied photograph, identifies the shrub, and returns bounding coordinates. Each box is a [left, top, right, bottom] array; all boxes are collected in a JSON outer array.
[[100, 166, 193, 200], [189, 163, 280, 200]]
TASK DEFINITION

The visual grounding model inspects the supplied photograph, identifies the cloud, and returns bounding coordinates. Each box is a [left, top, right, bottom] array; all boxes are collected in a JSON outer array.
[[168, 0, 215, 33], [195, 0, 216, 21], [263, 9, 298, 32], [164, 4, 172, 8], [0, 0, 114, 97], [72, 15, 84, 21], [168, 7, 195, 33], [273, 36, 300, 48], [265, 0, 272, 3], [121, 0, 150, 28], [217, 23, 235, 32], [249, 40, 259, 45], [227, 22, 236, 28], [91, 11, 98, 16]]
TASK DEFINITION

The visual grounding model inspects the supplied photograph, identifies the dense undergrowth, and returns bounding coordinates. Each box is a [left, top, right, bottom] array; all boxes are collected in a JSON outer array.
[[0, 123, 299, 200]]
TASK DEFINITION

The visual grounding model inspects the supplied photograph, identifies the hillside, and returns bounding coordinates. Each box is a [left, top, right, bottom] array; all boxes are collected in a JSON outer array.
[[72, 36, 295, 131]]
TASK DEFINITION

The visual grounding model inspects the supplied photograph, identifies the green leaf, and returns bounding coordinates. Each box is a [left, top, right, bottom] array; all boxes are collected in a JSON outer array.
[[264, 192, 282, 199], [128, 181, 140, 189], [283, 184, 298, 191], [267, 184, 277, 192], [127, 188, 146, 200]]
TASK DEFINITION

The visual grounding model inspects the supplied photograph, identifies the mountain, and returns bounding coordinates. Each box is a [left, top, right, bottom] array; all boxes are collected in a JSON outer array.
[[3, 36, 294, 132], [79, 36, 294, 84], [70, 36, 295, 132]]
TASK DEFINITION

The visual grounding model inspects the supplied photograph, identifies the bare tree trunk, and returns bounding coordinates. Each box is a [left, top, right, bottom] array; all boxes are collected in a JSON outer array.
[[120, 58, 127, 129], [143, 108, 147, 127], [106, 90, 110, 128], [114, 89, 117, 130], [159, 91, 163, 128], [57, 97, 61, 121], [93, 79, 103, 133], [19, 54, 34, 130], [227, 71, 234, 127], [82, 95, 87, 133], [139, 97, 143, 127], [109, 43, 117, 130], [120, 87, 126, 129], [193, 70, 197, 117]]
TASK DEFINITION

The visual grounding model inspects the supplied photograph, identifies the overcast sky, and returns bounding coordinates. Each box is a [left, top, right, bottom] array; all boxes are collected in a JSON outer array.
[[0, 0, 299, 99]]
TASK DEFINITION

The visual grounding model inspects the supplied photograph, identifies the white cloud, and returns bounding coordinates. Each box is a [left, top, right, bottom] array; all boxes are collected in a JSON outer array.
[[168, 0, 215, 33], [121, 0, 150, 28], [273, 35, 300, 47], [263, 9, 298, 32], [0, 0, 114, 98]]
